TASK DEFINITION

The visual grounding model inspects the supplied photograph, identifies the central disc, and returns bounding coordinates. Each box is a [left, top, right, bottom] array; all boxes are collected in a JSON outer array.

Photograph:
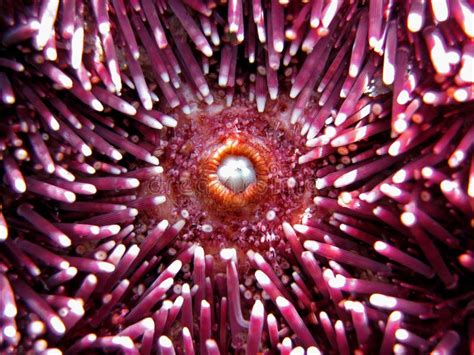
[[217, 155, 257, 193]]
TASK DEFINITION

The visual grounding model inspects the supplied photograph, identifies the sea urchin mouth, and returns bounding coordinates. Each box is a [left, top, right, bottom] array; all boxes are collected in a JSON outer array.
[[199, 133, 269, 209], [217, 155, 257, 193]]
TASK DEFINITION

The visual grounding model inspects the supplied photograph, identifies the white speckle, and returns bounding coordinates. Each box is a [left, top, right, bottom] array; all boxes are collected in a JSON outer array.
[[3, 303, 17, 318], [266, 210, 276, 221], [202, 224, 213, 233], [287, 177, 297, 189], [3, 325, 16, 339]]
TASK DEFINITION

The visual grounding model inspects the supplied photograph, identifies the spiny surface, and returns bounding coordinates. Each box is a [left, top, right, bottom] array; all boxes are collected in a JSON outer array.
[[0, 0, 473, 354]]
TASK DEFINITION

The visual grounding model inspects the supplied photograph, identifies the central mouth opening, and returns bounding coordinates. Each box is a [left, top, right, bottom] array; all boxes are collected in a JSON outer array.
[[217, 155, 257, 193], [199, 135, 270, 210]]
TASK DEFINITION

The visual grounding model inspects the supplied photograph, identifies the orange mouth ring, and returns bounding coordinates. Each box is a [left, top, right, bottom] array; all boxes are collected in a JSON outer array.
[[199, 134, 270, 209]]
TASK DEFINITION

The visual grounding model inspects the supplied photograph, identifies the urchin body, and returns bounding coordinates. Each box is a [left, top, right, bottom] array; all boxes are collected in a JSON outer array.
[[0, 0, 473, 354]]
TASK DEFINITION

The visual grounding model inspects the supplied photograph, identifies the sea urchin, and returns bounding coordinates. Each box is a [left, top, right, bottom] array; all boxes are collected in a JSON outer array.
[[0, 0, 473, 354]]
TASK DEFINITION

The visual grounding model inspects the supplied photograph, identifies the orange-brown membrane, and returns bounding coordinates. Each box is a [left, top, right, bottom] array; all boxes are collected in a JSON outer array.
[[199, 134, 269, 209]]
